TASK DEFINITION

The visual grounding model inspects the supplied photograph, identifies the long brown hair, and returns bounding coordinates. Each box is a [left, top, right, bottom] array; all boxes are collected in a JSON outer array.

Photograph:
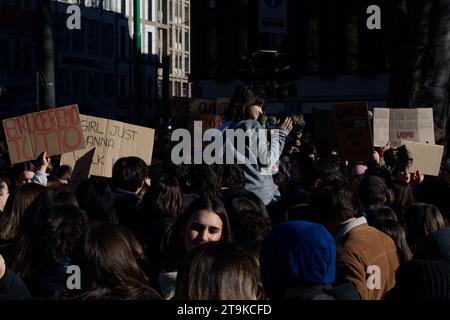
[[10, 204, 87, 278], [404, 203, 447, 251], [59, 223, 160, 300], [163, 196, 232, 272], [0, 183, 46, 240], [141, 175, 183, 219], [175, 242, 262, 300]]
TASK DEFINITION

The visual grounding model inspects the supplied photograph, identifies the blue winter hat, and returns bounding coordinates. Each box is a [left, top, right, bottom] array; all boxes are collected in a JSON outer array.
[[260, 221, 336, 299]]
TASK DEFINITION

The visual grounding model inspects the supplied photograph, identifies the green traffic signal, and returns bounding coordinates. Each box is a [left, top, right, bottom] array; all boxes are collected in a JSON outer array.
[[275, 84, 296, 100]]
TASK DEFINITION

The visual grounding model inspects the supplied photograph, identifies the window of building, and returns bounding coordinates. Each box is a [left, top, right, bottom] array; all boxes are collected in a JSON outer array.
[[169, 0, 172, 22], [61, 69, 72, 96], [58, 13, 71, 50], [148, 0, 153, 20], [346, 14, 358, 73], [119, 75, 126, 98], [72, 70, 85, 97], [103, 23, 114, 56], [168, 28, 171, 47], [147, 32, 153, 55], [162, 29, 168, 54], [72, 23, 85, 53], [184, 5, 189, 26], [121, 0, 126, 15], [184, 31, 189, 51], [162, 0, 168, 24], [87, 72, 100, 98], [175, 0, 178, 21], [22, 42, 31, 72], [88, 20, 99, 54], [103, 0, 112, 11], [120, 25, 128, 58], [182, 82, 189, 97], [147, 78, 153, 98], [174, 81, 181, 97], [103, 73, 114, 98], [206, 25, 218, 77], [0, 39, 9, 71], [184, 55, 189, 76]]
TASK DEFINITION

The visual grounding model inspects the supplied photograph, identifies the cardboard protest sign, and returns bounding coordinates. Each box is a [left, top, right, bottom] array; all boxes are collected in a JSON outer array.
[[171, 98, 229, 130], [401, 140, 443, 176], [332, 102, 373, 161], [313, 109, 336, 142], [373, 108, 435, 147], [68, 147, 96, 192], [60, 115, 155, 178], [2, 105, 85, 164]]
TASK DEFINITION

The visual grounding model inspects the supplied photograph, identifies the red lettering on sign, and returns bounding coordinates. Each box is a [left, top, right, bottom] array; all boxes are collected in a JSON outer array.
[[8, 136, 33, 161], [69, 105, 80, 125], [3, 119, 19, 140], [397, 131, 415, 139], [17, 116, 28, 137], [62, 126, 83, 149]]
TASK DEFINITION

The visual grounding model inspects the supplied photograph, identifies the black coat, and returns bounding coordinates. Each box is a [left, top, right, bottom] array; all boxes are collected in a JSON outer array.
[[283, 283, 360, 300], [0, 269, 31, 300]]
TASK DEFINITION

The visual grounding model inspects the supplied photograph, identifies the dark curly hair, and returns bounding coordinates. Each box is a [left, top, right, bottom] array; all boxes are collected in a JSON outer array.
[[310, 181, 359, 224], [224, 85, 266, 121], [10, 204, 88, 278], [112, 157, 148, 193], [230, 210, 272, 244], [384, 145, 413, 174]]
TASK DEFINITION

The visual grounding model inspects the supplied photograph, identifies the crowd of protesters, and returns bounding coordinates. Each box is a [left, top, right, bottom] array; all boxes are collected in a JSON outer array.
[[1, 85, 450, 300]]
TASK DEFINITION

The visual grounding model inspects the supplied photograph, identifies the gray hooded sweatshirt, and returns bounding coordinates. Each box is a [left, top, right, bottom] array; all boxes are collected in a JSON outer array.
[[219, 119, 287, 205]]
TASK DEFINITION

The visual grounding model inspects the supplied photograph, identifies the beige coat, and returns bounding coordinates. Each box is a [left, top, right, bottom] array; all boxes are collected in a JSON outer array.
[[336, 222, 400, 300]]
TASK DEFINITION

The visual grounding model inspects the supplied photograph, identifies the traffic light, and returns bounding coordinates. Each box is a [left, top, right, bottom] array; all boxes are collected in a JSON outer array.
[[251, 51, 275, 86], [274, 53, 297, 100], [254, 84, 271, 98], [236, 55, 252, 82], [236, 51, 297, 100]]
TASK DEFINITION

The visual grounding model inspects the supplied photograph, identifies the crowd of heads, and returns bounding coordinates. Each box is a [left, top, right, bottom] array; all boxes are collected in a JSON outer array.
[[1, 87, 450, 300]]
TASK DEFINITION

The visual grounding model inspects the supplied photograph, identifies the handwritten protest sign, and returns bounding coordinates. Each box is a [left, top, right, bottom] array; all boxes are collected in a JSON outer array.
[[333, 102, 373, 161], [2, 105, 85, 164], [313, 109, 336, 142], [60, 115, 155, 178], [171, 98, 229, 130], [68, 147, 95, 192], [401, 140, 443, 176], [373, 108, 435, 147]]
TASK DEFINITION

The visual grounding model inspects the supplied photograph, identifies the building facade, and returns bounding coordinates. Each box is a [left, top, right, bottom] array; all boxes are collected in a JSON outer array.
[[155, 0, 191, 98], [0, 0, 162, 123], [55, 0, 158, 122], [0, 0, 37, 119], [191, 0, 390, 114]]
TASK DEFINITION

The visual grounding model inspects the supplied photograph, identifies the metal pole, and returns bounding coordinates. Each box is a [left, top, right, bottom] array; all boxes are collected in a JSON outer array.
[[36, 72, 40, 111], [133, 0, 142, 124], [36, 0, 56, 109]]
